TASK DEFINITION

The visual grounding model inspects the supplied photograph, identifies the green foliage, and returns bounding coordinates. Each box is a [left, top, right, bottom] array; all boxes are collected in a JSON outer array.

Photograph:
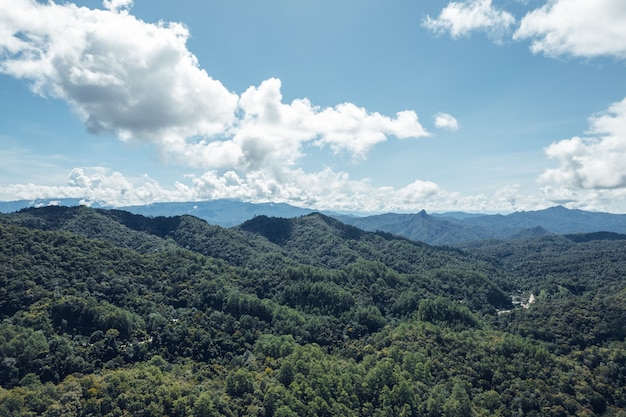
[[417, 297, 480, 328], [0, 208, 625, 416]]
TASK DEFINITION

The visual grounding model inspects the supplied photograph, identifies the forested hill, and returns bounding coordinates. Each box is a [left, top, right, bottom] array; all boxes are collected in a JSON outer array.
[[1, 206, 625, 416], [5, 199, 626, 245], [0, 206, 514, 311], [458, 234, 626, 352], [0, 198, 318, 228]]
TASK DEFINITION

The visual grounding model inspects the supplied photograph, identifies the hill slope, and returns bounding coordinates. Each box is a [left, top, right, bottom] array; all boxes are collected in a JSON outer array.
[[5, 199, 626, 245], [334, 210, 493, 245], [0, 198, 317, 227], [0, 207, 625, 416]]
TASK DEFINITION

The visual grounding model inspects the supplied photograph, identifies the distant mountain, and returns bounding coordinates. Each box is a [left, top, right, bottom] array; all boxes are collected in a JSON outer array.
[[336, 205, 626, 245], [0, 198, 318, 227], [0, 198, 104, 213], [431, 211, 488, 220], [563, 231, 626, 243], [462, 205, 626, 235], [4, 199, 626, 244], [120, 200, 318, 227], [333, 210, 492, 246], [508, 226, 551, 240]]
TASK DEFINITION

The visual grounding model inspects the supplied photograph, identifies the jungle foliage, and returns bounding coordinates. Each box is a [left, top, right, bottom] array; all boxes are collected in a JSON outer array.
[[0, 206, 624, 416]]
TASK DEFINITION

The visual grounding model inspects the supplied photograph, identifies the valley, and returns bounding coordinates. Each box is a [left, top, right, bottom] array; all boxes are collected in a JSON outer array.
[[0, 205, 624, 416]]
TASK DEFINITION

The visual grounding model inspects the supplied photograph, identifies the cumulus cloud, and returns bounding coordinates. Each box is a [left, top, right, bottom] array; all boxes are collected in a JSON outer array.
[[425, 0, 626, 60], [422, 0, 516, 41], [434, 113, 460, 131], [195, 78, 428, 170], [514, 0, 626, 58], [0, 0, 430, 175], [0, 164, 554, 213], [0, 166, 198, 208], [0, 0, 239, 147], [103, 0, 133, 12], [66, 167, 193, 205], [539, 97, 626, 207]]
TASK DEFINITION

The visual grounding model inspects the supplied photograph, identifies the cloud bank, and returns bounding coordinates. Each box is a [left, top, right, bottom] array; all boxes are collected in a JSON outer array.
[[0, 0, 238, 145], [0, 166, 550, 214]]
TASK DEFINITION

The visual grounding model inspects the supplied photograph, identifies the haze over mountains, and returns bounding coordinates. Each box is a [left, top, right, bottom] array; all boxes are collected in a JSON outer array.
[[2, 198, 626, 245], [336, 206, 626, 245]]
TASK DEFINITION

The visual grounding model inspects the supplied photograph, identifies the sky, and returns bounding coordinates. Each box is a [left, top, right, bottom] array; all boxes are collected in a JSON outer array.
[[1, 0, 626, 214]]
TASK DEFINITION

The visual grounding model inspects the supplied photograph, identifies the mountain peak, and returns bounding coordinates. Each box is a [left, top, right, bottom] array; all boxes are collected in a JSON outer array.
[[239, 215, 292, 245], [545, 205, 569, 212]]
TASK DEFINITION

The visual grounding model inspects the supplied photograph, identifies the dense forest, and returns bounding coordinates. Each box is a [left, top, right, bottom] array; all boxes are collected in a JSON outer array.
[[0, 206, 624, 416]]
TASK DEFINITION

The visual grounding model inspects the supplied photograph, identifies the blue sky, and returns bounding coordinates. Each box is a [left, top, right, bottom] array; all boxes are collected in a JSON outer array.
[[1, 0, 626, 213]]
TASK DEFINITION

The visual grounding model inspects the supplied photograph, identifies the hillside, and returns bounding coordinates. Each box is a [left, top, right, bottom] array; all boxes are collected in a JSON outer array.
[[0, 198, 318, 228], [334, 210, 493, 245], [458, 234, 626, 352], [1, 207, 514, 312], [0, 207, 625, 416], [4, 199, 626, 245]]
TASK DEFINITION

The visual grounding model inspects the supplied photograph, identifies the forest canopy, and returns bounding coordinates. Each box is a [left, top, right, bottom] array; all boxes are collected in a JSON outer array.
[[0, 206, 624, 416]]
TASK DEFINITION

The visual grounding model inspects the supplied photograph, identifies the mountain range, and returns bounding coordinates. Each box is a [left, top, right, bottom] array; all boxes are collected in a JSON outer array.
[[1, 204, 625, 415], [0, 198, 316, 227], [2, 198, 626, 244], [335, 205, 626, 245]]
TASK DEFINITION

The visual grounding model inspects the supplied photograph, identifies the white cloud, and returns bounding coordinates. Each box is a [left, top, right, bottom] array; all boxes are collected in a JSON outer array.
[[225, 78, 429, 170], [0, 0, 430, 176], [0, 0, 238, 144], [423, 0, 516, 42], [434, 113, 460, 131], [0, 167, 199, 207], [103, 0, 133, 13], [539, 97, 626, 208], [0, 0, 237, 150], [427, 0, 626, 61], [514, 0, 626, 58], [67, 167, 194, 205], [314, 107, 427, 158], [188, 169, 547, 214], [0, 165, 557, 213]]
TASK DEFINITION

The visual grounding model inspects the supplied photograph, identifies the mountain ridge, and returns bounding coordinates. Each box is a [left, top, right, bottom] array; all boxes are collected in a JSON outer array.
[[3, 199, 626, 244], [1, 205, 625, 415], [0, 207, 512, 311]]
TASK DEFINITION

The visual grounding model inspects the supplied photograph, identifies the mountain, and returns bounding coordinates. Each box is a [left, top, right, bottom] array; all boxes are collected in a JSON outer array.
[[463, 205, 626, 235], [1, 206, 513, 310], [337, 205, 626, 245], [1, 206, 625, 415], [120, 199, 318, 227], [0, 198, 104, 213], [334, 210, 493, 245], [0, 198, 318, 227], [4, 199, 626, 244]]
